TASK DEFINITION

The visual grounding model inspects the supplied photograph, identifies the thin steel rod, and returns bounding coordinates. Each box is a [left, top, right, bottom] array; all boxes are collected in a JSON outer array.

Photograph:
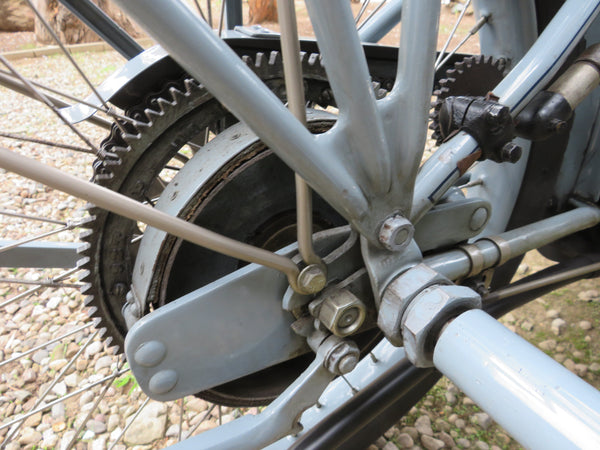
[[219, 0, 226, 37], [108, 397, 150, 450], [278, 0, 322, 267], [0, 146, 301, 287], [0, 329, 100, 444], [0, 209, 66, 225], [0, 132, 93, 153], [193, 0, 208, 22], [0, 367, 130, 433], [434, 0, 472, 69], [357, 0, 388, 31], [0, 224, 75, 254], [0, 278, 82, 289], [0, 69, 136, 125], [187, 404, 217, 437], [0, 267, 80, 309], [207, 0, 213, 28], [0, 323, 92, 368], [218, 405, 222, 425], [484, 262, 600, 303], [0, 56, 101, 155], [436, 14, 489, 72], [178, 398, 184, 442], [25, 0, 108, 109], [0, 70, 112, 130], [65, 357, 125, 450], [355, 0, 372, 24]]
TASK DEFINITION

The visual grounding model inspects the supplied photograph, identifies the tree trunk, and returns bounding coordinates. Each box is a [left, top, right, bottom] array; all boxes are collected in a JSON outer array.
[[0, 0, 34, 32], [33, 0, 140, 45], [249, 0, 278, 24]]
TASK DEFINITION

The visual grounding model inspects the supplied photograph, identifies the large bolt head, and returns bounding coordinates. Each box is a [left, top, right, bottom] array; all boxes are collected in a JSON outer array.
[[500, 142, 522, 164], [379, 215, 414, 251], [378, 264, 451, 347], [402, 284, 481, 368]]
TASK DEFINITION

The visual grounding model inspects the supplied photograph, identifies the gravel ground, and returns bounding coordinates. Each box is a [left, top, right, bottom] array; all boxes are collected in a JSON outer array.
[[0, 21, 599, 450]]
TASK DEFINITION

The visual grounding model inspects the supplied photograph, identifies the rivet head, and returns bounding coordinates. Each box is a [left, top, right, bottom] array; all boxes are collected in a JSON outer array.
[[134, 341, 167, 367], [469, 207, 489, 231], [149, 370, 178, 395]]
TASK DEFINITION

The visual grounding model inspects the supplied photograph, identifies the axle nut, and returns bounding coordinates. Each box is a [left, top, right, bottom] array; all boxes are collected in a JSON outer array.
[[379, 215, 414, 251], [318, 289, 366, 337], [402, 284, 481, 368]]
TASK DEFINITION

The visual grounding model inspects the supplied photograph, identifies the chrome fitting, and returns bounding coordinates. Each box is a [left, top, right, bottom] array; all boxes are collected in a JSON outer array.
[[317, 335, 360, 375], [402, 284, 481, 368], [378, 214, 414, 251], [317, 289, 366, 337], [378, 264, 451, 347]]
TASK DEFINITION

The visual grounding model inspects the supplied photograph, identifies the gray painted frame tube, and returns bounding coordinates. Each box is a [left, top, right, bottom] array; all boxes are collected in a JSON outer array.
[[358, 0, 403, 44], [435, 309, 600, 449]]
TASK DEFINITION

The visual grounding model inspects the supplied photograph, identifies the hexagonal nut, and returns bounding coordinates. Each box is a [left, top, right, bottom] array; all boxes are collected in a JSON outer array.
[[379, 215, 414, 251], [377, 264, 451, 346], [318, 335, 360, 375], [402, 284, 481, 368], [318, 289, 366, 337]]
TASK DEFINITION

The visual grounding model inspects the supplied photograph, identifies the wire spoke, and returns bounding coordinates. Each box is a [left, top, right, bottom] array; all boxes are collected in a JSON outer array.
[[65, 356, 126, 450], [357, 0, 388, 31], [435, 14, 490, 72], [0, 55, 102, 156], [193, 0, 208, 22], [24, 0, 109, 110], [355, 0, 372, 24], [186, 404, 217, 438], [0, 131, 95, 154], [0, 277, 83, 289], [0, 329, 100, 444], [0, 221, 80, 254], [0, 209, 66, 225], [435, 0, 473, 69], [108, 397, 150, 450], [0, 322, 92, 369]]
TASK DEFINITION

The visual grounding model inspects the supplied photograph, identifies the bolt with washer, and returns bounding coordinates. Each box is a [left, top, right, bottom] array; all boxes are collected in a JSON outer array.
[[379, 215, 414, 251], [297, 264, 327, 294]]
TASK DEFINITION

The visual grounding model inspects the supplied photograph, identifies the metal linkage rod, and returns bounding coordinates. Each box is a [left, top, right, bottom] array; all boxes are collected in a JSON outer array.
[[0, 209, 66, 225], [0, 146, 301, 287], [434, 0, 472, 70], [277, 0, 323, 268]]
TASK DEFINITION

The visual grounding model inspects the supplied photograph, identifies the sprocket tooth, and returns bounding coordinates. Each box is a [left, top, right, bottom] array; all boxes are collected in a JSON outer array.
[[242, 55, 255, 67], [269, 50, 282, 67], [308, 53, 320, 67], [254, 52, 266, 69]]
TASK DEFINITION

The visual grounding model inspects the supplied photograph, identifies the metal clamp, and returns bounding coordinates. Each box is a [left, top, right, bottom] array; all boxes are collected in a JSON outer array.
[[478, 235, 512, 266], [458, 243, 485, 278]]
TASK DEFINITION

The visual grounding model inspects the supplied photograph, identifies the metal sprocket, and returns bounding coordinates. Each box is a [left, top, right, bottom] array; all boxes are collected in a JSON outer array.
[[79, 50, 389, 406], [429, 55, 507, 144]]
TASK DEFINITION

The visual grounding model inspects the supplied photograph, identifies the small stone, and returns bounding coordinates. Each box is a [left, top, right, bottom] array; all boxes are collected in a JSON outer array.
[[473, 412, 493, 430], [64, 373, 78, 387], [421, 434, 445, 450], [42, 429, 58, 447], [400, 426, 418, 441], [52, 421, 66, 432], [23, 368, 37, 383], [47, 296, 61, 309], [86, 419, 107, 434], [32, 349, 49, 365], [76, 358, 88, 371], [382, 442, 399, 450], [555, 353, 567, 363], [107, 414, 120, 432], [457, 438, 471, 448], [564, 358, 576, 371], [123, 401, 168, 445], [19, 427, 42, 445], [186, 397, 208, 413], [496, 432, 511, 445], [49, 359, 68, 371], [520, 320, 534, 331], [445, 392, 457, 404], [414, 415, 433, 436], [546, 309, 560, 319], [80, 391, 95, 406], [82, 429, 95, 441], [590, 362, 600, 372], [574, 364, 588, 377], [91, 437, 107, 450], [384, 427, 399, 439], [436, 431, 455, 448], [475, 441, 490, 450], [52, 382, 67, 397], [396, 433, 413, 448], [578, 290, 599, 302], [503, 313, 516, 324], [551, 318, 567, 336], [538, 339, 557, 351], [166, 423, 182, 438], [463, 396, 476, 406], [434, 418, 450, 432], [85, 341, 103, 358], [94, 355, 113, 372], [517, 263, 529, 275], [579, 321, 593, 331], [23, 411, 42, 427], [455, 418, 466, 429], [52, 402, 66, 420]]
